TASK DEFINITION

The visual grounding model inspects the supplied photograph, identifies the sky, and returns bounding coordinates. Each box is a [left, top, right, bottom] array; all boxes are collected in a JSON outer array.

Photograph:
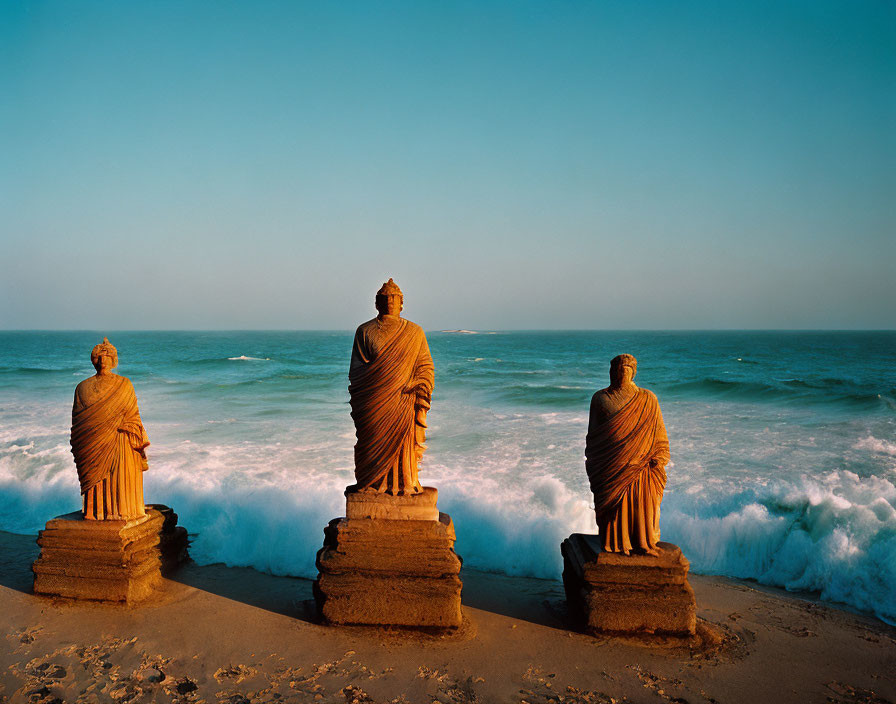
[[1, 1, 894, 330]]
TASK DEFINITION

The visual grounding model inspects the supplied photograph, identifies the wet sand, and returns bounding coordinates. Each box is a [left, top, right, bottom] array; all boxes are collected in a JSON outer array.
[[1, 530, 894, 703]]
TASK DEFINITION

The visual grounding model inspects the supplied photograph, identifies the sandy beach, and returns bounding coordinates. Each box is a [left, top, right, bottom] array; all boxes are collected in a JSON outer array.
[[2, 530, 893, 704]]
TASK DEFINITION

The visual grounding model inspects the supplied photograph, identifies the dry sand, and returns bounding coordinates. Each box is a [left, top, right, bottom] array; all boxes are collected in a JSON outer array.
[[1, 530, 894, 704]]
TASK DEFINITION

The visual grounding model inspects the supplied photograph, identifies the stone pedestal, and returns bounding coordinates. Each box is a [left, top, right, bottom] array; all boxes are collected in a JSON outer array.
[[345, 485, 440, 521], [314, 487, 462, 628], [561, 534, 696, 636], [32, 504, 188, 604]]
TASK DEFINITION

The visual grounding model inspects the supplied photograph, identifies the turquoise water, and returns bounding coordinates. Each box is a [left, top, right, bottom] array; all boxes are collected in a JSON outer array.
[[1, 331, 894, 622]]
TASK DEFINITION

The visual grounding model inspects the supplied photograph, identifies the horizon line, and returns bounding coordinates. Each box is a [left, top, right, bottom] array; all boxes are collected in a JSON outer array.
[[2, 328, 894, 334]]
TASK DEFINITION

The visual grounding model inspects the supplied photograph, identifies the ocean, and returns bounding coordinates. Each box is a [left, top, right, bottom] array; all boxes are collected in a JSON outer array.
[[1, 331, 894, 623]]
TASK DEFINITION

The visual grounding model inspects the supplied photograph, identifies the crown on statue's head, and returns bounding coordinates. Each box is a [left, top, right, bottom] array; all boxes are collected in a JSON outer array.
[[90, 337, 118, 367], [377, 278, 403, 297]]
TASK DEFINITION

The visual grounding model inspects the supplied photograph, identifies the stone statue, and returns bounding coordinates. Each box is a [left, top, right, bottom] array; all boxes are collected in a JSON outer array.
[[71, 338, 149, 520], [585, 354, 669, 556], [348, 279, 434, 494]]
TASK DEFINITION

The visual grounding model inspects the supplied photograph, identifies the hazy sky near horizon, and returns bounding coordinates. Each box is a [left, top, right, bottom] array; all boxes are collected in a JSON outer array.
[[1, 1, 894, 330]]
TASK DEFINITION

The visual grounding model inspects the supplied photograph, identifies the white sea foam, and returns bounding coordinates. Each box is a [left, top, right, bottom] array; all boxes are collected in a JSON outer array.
[[0, 436, 84, 530], [854, 435, 896, 457], [227, 356, 271, 361]]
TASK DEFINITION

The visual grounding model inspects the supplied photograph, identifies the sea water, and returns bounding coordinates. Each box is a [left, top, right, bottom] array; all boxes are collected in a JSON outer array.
[[1, 331, 894, 623]]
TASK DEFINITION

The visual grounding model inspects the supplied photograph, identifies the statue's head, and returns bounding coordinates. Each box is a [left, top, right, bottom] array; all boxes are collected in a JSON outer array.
[[90, 337, 118, 372], [375, 278, 403, 317], [609, 353, 637, 386]]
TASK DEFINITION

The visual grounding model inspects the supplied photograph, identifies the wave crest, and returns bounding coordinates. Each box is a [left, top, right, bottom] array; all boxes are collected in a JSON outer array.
[[661, 377, 889, 409], [665, 470, 896, 623]]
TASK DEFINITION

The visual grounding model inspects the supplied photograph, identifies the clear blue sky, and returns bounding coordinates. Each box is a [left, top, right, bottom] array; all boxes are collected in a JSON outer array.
[[1, 1, 893, 329]]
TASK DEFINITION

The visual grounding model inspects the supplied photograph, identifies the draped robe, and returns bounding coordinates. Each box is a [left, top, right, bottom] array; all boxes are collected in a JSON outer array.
[[349, 315, 434, 493], [585, 386, 669, 553], [71, 375, 149, 520]]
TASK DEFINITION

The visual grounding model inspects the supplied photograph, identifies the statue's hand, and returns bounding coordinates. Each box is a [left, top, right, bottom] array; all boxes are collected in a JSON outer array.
[[404, 380, 431, 398]]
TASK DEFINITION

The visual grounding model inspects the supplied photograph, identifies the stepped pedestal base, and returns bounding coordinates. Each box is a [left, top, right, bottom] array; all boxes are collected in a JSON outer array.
[[561, 534, 696, 636], [32, 504, 188, 604], [314, 487, 462, 628]]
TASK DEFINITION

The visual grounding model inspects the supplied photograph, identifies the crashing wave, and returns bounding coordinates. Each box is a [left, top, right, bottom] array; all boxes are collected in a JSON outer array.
[[2, 432, 894, 624]]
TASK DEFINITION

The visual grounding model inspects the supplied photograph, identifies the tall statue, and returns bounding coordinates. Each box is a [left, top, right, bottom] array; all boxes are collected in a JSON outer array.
[[71, 338, 149, 520], [349, 279, 434, 494], [585, 354, 669, 556]]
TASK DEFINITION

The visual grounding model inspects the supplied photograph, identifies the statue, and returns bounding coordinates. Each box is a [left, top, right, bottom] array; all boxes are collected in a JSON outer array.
[[348, 279, 434, 495], [71, 338, 149, 520], [563, 355, 694, 636], [316, 280, 460, 627], [585, 354, 669, 556]]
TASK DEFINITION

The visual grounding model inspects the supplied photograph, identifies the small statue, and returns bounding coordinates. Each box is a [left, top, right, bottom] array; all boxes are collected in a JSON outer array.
[[71, 338, 149, 520], [585, 354, 669, 556], [348, 279, 434, 494]]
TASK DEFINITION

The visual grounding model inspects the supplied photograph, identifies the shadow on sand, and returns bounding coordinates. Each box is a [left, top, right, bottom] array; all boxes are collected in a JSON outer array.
[[165, 558, 319, 623], [168, 561, 574, 632], [460, 567, 574, 631]]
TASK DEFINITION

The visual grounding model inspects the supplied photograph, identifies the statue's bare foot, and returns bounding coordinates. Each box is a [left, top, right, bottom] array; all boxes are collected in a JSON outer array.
[[644, 547, 660, 557]]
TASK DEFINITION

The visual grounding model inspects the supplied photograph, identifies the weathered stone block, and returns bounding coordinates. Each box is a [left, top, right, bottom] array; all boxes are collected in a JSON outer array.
[[315, 509, 463, 628], [345, 486, 440, 521], [32, 505, 188, 604], [561, 534, 696, 636], [149, 504, 190, 573], [315, 572, 463, 628]]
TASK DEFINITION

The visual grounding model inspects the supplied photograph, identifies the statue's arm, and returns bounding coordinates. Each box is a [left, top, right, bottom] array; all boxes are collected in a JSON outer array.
[[649, 395, 670, 468], [587, 392, 608, 434], [348, 327, 369, 382], [416, 335, 435, 394], [72, 383, 85, 416], [119, 379, 150, 456], [405, 332, 434, 400]]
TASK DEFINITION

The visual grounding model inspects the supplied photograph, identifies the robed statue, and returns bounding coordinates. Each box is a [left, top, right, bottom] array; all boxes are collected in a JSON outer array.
[[71, 338, 149, 520], [585, 354, 670, 555], [349, 279, 434, 494]]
